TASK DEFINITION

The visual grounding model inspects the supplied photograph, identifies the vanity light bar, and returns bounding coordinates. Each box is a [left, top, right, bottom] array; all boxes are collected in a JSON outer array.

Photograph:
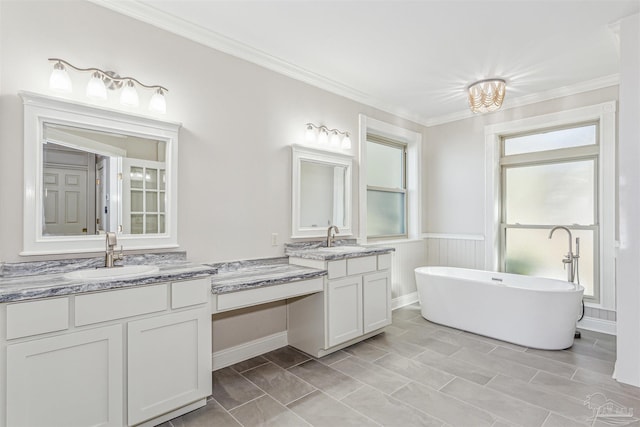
[[305, 123, 351, 150], [47, 58, 168, 114]]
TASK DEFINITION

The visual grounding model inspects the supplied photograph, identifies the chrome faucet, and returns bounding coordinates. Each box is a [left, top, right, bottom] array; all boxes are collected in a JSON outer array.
[[548, 226, 580, 283], [326, 225, 340, 247], [105, 232, 124, 268]]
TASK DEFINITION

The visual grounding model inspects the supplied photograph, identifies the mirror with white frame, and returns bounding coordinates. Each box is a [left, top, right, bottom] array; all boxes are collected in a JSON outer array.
[[21, 91, 180, 255], [291, 145, 352, 238]]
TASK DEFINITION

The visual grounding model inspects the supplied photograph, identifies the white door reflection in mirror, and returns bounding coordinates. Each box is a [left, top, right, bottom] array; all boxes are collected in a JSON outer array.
[[43, 166, 89, 235]]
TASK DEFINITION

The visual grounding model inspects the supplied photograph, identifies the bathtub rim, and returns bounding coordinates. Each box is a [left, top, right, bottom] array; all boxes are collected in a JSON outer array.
[[415, 266, 584, 293]]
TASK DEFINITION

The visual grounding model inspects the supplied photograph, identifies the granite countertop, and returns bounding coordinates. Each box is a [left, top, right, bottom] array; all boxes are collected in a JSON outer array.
[[208, 257, 327, 295], [285, 242, 395, 261], [0, 252, 216, 303]]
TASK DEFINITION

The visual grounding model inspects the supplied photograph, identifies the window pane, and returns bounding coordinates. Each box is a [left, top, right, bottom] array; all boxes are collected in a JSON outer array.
[[146, 214, 158, 233], [367, 190, 405, 236], [159, 191, 166, 213], [159, 169, 166, 191], [367, 141, 404, 188], [131, 190, 143, 212], [505, 228, 594, 297], [145, 191, 158, 213], [131, 214, 143, 234], [130, 167, 143, 189], [504, 125, 596, 156], [146, 168, 158, 190], [505, 160, 595, 225]]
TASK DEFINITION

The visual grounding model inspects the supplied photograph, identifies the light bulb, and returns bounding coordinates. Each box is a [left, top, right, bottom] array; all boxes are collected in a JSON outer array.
[[120, 80, 139, 107], [318, 129, 329, 145], [49, 62, 72, 93], [341, 133, 352, 150], [305, 124, 316, 143], [86, 72, 107, 100], [149, 88, 166, 114], [330, 131, 341, 147]]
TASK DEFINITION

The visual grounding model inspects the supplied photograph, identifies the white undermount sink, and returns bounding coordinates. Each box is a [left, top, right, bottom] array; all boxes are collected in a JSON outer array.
[[64, 265, 160, 281], [316, 246, 368, 253]]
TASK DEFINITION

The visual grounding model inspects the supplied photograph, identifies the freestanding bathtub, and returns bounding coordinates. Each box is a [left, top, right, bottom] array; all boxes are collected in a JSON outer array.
[[415, 267, 584, 350]]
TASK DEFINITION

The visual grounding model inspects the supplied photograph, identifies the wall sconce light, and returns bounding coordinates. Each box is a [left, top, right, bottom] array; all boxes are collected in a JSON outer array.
[[48, 58, 168, 114], [304, 123, 351, 150], [467, 78, 506, 114]]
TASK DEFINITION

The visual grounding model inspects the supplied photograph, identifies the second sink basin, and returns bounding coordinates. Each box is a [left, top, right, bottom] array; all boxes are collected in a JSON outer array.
[[64, 265, 160, 281]]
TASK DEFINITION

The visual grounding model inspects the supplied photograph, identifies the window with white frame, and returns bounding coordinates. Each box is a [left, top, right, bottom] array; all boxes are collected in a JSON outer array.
[[359, 115, 422, 244], [500, 123, 599, 300], [366, 134, 407, 239]]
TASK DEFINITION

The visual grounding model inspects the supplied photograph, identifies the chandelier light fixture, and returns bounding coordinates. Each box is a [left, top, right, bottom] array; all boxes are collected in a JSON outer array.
[[467, 78, 506, 114], [47, 58, 168, 114], [305, 123, 351, 150]]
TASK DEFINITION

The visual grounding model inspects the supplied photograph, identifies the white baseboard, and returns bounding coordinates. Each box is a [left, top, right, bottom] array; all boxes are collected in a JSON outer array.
[[211, 331, 288, 371], [578, 316, 616, 336], [392, 292, 419, 310]]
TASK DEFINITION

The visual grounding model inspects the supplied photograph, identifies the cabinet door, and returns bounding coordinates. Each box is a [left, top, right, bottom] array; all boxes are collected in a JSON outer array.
[[6, 325, 123, 427], [363, 271, 392, 334], [127, 307, 211, 426], [327, 276, 363, 347]]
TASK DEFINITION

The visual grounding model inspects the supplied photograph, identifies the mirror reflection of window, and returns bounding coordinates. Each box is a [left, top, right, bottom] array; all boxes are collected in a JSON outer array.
[[299, 161, 346, 228], [42, 123, 167, 237]]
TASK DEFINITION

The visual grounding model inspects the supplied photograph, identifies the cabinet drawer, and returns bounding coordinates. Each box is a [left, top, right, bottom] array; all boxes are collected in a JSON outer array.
[[6, 298, 69, 339], [327, 260, 346, 279], [75, 285, 167, 326], [378, 253, 392, 270], [213, 278, 323, 313], [347, 256, 377, 276], [172, 278, 210, 309]]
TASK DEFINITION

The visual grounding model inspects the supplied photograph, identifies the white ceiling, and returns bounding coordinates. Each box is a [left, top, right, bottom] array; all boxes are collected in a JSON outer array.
[[98, 0, 639, 125]]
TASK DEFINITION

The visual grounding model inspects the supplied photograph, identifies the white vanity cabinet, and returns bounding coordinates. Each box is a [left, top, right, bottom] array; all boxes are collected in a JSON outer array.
[[6, 324, 123, 427], [0, 277, 212, 427], [288, 253, 392, 357], [327, 276, 364, 346], [127, 307, 211, 426]]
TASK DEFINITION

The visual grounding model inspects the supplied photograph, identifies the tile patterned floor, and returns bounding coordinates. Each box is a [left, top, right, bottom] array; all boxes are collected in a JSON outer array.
[[162, 304, 640, 427]]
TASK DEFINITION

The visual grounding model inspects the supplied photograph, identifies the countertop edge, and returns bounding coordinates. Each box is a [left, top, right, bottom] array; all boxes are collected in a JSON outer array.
[[211, 269, 327, 295], [0, 268, 217, 303], [286, 246, 395, 261]]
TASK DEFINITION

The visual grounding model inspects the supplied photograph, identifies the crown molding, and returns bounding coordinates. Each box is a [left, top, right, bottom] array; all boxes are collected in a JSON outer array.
[[90, 1, 620, 130], [89, 0, 431, 127]]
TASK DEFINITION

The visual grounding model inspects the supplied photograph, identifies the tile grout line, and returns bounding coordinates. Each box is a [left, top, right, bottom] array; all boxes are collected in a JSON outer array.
[[282, 388, 318, 407], [231, 358, 270, 374], [223, 392, 267, 413]]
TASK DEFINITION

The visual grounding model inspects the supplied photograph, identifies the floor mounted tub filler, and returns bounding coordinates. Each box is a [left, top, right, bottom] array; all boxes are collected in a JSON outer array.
[[415, 267, 584, 350]]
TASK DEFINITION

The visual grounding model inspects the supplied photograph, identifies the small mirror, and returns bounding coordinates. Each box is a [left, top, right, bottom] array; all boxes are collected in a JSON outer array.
[[292, 145, 352, 238], [22, 92, 180, 255]]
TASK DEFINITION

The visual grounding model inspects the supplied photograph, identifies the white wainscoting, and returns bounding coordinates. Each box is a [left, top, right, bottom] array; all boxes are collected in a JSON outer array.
[[424, 235, 485, 269], [366, 239, 427, 307]]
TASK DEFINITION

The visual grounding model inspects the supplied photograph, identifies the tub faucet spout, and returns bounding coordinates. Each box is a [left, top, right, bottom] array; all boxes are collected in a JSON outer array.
[[548, 226, 577, 283]]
